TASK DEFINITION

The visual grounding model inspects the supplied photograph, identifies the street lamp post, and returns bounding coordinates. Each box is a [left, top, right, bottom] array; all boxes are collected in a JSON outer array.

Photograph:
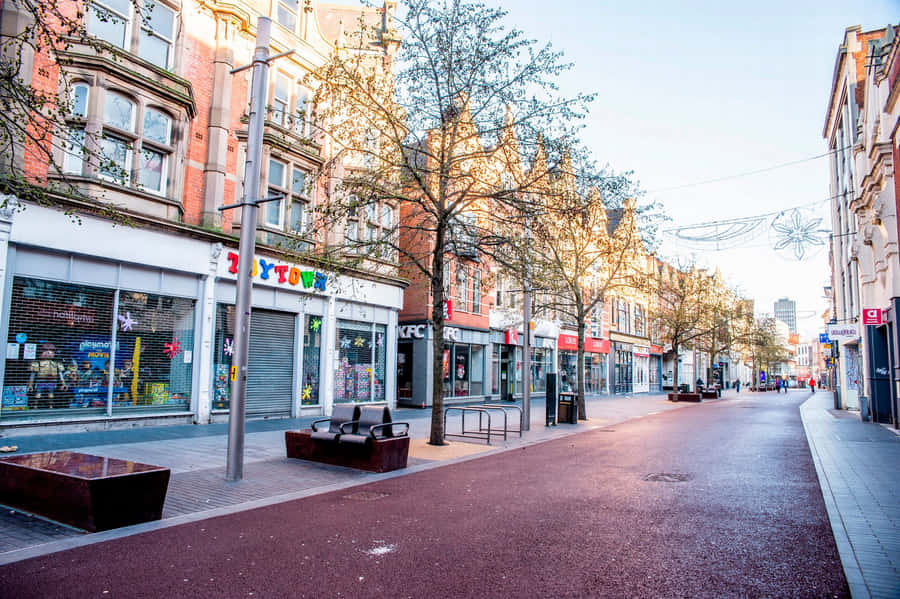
[[219, 17, 293, 482]]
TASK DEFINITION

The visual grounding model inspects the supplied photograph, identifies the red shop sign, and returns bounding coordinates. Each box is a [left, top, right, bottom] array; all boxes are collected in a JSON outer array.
[[862, 308, 884, 325]]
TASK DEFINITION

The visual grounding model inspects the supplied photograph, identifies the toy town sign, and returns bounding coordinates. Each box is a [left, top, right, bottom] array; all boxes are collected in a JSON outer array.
[[224, 251, 327, 292]]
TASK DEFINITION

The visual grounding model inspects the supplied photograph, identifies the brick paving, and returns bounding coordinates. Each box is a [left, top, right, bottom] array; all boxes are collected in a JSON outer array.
[[801, 392, 900, 599]]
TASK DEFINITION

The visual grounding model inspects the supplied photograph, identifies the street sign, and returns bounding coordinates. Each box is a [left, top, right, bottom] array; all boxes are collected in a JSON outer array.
[[862, 308, 884, 325], [818, 333, 829, 344], [760, 371, 766, 382]]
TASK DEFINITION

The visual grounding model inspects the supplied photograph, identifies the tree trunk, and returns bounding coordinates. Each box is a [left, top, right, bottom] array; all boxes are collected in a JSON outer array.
[[576, 314, 587, 420], [672, 341, 680, 396], [429, 237, 447, 445]]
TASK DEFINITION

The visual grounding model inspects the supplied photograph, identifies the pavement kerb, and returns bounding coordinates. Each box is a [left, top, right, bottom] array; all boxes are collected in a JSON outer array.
[[0, 394, 700, 565], [799, 393, 871, 599]]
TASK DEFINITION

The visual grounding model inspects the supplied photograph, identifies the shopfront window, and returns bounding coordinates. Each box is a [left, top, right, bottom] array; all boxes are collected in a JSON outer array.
[[531, 347, 551, 392], [212, 304, 234, 411], [301, 314, 322, 405], [491, 345, 500, 394], [335, 320, 386, 403], [2, 277, 193, 420], [443, 343, 484, 398], [113, 291, 194, 412]]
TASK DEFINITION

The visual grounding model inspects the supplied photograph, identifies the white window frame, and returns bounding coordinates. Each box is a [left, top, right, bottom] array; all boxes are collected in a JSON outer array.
[[138, 1, 176, 69], [88, 0, 177, 71], [265, 157, 287, 227], [275, 0, 299, 33], [293, 86, 310, 136], [272, 73, 290, 126]]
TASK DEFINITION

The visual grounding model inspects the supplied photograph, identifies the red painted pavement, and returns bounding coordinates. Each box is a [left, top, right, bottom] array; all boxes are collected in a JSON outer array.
[[0, 394, 847, 598]]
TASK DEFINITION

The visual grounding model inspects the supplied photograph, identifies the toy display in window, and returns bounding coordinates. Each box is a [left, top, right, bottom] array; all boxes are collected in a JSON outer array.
[[28, 342, 68, 409]]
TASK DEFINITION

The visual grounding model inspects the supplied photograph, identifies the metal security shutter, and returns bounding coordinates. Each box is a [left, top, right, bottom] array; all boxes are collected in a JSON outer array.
[[246, 309, 295, 417]]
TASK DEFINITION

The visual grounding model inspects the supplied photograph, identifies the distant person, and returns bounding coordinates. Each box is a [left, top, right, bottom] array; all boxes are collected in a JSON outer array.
[[696, 377, 704, 391], [809, 377, 816, 393], [775, 379, 781, 393], [734, 379, 741, 393]]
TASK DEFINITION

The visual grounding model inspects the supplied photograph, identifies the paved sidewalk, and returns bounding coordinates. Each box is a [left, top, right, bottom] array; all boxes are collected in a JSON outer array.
[[0, 392, 689, 564], [801, 392, 900, 599]]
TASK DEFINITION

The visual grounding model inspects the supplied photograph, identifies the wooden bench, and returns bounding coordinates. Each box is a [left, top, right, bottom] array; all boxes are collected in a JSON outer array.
[[700, 390, 719, 400], [286, 406, 410, 473], [0, 451, 170, 532]]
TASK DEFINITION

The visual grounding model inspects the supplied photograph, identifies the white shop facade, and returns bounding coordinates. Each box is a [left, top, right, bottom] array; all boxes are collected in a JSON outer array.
[[0, 202, 403, 432]]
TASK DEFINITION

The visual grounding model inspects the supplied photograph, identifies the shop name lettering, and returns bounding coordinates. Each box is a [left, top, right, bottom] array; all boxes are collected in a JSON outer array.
[[397, 325, 460, 341], [226, 252, 327, 291]]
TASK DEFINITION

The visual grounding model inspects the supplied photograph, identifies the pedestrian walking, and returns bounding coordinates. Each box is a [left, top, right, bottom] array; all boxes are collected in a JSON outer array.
[[809, 377, 816, 393], [775, 379, 782, 393], [735, 379, 741, 393]]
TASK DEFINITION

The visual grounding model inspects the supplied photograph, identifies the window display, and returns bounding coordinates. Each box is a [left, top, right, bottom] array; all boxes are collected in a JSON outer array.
[[2, 277, 194, 420], [443, 343, 484, 398], [301, 314, 322, 405], [335, 320, 386, 403]]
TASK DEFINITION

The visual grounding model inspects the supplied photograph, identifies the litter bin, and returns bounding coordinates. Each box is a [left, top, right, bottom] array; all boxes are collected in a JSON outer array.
[[859, 396, 870, 422], [558, 392, 577, 424]]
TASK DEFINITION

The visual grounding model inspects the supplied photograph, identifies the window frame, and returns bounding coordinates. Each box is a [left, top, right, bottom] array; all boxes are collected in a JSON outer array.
[[87, 0, 177, 71]]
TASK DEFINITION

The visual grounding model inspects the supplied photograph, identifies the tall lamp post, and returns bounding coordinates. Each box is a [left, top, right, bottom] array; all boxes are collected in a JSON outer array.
[[219, 17, 293, 481]]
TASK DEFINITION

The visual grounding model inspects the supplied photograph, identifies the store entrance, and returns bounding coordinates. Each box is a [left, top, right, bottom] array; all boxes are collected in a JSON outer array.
[[500, 345, 512, 401], [397, 342, 413, 405]]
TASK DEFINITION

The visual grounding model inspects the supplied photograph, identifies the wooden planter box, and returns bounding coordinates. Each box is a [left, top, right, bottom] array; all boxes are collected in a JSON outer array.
[[700, 390, 719, 400], [285, 430, 409, 473], [668, 392, 702, 402], [0, 451, 170, 532]]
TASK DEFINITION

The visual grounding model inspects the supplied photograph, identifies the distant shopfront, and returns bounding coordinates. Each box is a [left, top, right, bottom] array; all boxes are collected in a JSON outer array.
[[489, 329, 556, 400], [398, 322, 489, 407], [649, 345, 663, 392], [557, 333, 609, 394]]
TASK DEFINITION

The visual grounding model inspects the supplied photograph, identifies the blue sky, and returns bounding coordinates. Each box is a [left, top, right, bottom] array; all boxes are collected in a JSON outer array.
[[332, 0, 898, 335], [484, 0, 899, 336]]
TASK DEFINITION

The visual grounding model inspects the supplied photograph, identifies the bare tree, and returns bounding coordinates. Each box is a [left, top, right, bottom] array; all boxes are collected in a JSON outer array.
[[493, 146, 652, 419], [1, 0, 138, 217], [649, 262, 713, 396], [309, 0, 592, 444]]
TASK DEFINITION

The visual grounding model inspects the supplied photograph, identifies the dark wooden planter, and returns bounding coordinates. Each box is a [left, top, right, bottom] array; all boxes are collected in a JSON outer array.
[[668, 392, 702, 402], [0, 451, 170, 532], [700, 391, 719, 400], [285, 430, 410, 473]]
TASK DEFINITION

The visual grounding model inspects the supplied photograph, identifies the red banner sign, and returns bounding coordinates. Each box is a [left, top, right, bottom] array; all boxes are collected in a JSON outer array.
[[557, 334, 610, 354]]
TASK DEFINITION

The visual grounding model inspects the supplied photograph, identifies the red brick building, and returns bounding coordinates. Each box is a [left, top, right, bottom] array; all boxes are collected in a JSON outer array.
[[0, 0, 407, 432]]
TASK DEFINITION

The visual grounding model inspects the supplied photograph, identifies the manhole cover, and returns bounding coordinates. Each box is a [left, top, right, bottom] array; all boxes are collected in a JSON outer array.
[[643, 473, 691, 483], [343, 491, 390, 501]]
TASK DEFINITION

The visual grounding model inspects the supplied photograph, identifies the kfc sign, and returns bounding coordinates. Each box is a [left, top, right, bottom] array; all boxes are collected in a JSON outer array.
[[398, 324, 427, 339], [862, 308, 884, 325]]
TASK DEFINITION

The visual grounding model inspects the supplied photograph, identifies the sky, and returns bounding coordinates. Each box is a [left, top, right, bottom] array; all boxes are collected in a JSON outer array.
[[332, 0, 899, 337], [477, 0, 899, 338]]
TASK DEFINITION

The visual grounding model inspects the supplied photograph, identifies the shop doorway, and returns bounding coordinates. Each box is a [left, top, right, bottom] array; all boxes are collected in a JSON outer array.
[[397, 342, 413, 405], [500, 345, 512, 402]]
